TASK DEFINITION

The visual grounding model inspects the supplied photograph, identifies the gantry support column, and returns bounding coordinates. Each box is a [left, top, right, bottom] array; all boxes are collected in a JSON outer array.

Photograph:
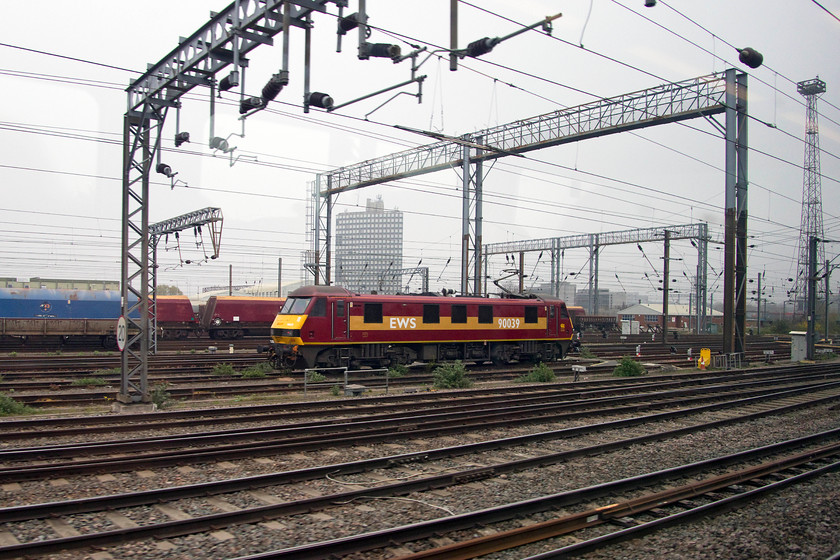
[[459, 136, 484, 295], [662, 230, 671, 344], [120, 108, 159, 403], [695, 222, 709, 334], [734, 72, 749, 354], [587, 234, 600, 315], [723, 69, 749, 355]]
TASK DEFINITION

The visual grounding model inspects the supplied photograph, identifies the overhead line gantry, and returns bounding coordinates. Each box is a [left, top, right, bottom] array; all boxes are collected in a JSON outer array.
[[120, 1, 344, 404], [311, 69, 750, 355], [484, 223, 710, 334]]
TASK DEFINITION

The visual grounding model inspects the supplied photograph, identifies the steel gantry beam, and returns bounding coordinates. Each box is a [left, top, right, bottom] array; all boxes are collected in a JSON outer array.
[[149, 206, 224, 238], [148, 208, 224, 354], [126, 1, 333, 112], [484, 223, 710, 331], [121, 1, 336, 403], [399, 266, 429, 294], [316, 73, 731, 195], [312, 70, 745, 352]]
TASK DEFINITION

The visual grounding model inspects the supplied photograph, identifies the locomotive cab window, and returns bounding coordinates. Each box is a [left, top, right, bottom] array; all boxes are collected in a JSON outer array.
[[549, 306, 556, 318], [524, 306, 538, 324], [309, 298, 326, 317], [560, 304, 569, 319], [281, 297, 310, 315], [478, 305, 493, 324], [451, 304, 467, 324], [336, 300, 345, 317], [364, 303, 383, 323], [423, 304, 440, 324]]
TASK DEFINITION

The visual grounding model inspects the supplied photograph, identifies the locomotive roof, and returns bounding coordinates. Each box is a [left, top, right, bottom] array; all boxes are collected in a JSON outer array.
[[288, 285, 356, 297], [287, 285, 564, 305]]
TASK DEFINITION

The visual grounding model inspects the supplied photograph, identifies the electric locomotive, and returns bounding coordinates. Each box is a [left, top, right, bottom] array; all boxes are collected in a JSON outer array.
[[268, 285, 574, 369]]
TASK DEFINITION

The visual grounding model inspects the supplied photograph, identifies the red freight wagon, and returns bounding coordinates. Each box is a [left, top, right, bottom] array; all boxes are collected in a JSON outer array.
[[154, 295, 198, 339], [269, 285, 573, 369], [202, 296, 286, 339]]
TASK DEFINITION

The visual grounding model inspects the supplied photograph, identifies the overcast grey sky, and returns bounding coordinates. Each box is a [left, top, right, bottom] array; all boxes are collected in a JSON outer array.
[[1, 1, 838, 304]]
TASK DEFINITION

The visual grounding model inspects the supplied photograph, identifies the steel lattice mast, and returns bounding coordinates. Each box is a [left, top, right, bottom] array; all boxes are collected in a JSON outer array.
[[120, 1, 337, 404], [793, 77, 826, 310]]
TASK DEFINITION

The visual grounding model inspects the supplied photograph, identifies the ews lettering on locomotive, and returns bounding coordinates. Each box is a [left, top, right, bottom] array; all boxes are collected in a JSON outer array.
[[389, 317, 417, 329]]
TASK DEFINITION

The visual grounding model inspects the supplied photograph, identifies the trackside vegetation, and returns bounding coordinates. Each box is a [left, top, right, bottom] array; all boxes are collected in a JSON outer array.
[[517, 362, 557, 383], [0, 393, 35, 416], [612, 356, 646, 377], [433, 361, 473, 389]]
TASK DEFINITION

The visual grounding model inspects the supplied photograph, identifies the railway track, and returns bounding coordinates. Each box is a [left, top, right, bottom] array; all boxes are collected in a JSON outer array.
[[0, 336, 791, 408], [321, 435, 840, 560], [0, 335, 268, 353], [0, 351, 793, 408], [3, 370, 838, 482], [0, 365, 825, 440], [0, 363, 838, 558], [0, 351, 266, 375]]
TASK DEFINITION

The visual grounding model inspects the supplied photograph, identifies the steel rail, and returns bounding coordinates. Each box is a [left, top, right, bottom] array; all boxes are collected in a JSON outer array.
[[3, 366, 834, 439], [520, 458, 840, 559], [395, 442, 840, 559], [1, 367, 827, 441], [1, 362, 828, 432], [227, 436, 840, 559], [1, 380, 839, 486], [0, 346, 798, 407], [4, 373, 839, 460], [0, 422, 837, 559]]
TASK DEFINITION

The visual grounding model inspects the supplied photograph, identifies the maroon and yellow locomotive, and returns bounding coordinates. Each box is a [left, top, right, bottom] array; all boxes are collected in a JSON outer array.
[[268, 285, 574, 369]]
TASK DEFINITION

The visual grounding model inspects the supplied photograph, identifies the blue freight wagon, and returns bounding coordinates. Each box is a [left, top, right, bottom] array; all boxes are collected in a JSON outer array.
[[0, 288, 138, 348], [0, 288, 125, 319]]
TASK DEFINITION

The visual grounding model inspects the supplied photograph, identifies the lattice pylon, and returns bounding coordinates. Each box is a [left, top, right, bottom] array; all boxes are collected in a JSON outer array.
[[793, 77, 827, 310]]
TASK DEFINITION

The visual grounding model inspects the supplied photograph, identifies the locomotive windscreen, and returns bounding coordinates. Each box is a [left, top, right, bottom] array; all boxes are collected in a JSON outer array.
[[280, 297, 311, 314]]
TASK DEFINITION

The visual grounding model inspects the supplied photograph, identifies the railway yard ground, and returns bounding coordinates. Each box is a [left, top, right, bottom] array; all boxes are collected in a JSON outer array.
[[0, 334, 839, 559]]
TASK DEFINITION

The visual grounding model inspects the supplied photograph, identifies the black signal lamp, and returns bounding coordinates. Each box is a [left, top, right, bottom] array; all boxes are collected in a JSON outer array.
[[239, 96, 264, 114], [307, 92, 334, 110], [218, 71, 240, 92], [738, 47, 764, 69], [174, 131, 190, 147], [465, 37, 500, 58], [362, 42, 401, 60], [262, 71, 289, 102], [338, 13, 360, 34], [156, 162, 175, 178], [209, 137, 230, 152]]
